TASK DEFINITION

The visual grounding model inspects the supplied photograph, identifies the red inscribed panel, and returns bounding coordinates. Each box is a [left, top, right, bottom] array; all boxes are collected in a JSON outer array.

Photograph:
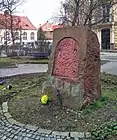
[[53, 38, 78, 81]]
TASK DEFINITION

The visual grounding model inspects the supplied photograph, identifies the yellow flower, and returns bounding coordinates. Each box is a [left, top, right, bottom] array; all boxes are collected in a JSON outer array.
[[41, 95, 49, 104]]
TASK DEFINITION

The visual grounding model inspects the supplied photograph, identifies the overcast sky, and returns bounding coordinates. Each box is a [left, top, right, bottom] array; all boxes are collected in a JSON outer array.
[[20, 0, 62, 28]]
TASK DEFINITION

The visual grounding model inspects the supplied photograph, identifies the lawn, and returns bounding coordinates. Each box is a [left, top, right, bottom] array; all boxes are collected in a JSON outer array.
[[0, 58, 17, 68], [0, 57, 49, 68], [0, 72, 116, 140], [0, 57, 108, 69]]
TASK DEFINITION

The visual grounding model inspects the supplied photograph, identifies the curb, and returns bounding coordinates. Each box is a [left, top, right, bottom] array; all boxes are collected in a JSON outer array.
[[0, 72, 47, 78], [2, 101, 92, 139]]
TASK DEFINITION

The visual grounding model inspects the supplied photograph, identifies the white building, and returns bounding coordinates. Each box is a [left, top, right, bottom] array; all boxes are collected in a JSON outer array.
[[0, 14, 37, 45]]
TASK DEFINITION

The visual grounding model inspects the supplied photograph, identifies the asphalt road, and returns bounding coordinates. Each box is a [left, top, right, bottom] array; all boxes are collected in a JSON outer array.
[[0, 52, 117, 77], [101, 52, 117, 75], [0, 64, 48, 77], [101, 61, 117, 75]]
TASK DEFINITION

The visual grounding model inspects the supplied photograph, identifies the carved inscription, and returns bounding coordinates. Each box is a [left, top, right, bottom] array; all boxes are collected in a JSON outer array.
[[53, 38, 78, 81]]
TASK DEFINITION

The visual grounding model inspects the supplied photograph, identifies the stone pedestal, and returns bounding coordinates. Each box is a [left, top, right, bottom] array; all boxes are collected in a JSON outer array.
[[47, 26, 101, 109]]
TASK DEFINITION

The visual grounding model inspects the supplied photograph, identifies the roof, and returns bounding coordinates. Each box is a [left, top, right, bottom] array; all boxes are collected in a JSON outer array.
[[52, 24, 63, 30], [40, 21, 63, 32], [0, 14, 36, 30]]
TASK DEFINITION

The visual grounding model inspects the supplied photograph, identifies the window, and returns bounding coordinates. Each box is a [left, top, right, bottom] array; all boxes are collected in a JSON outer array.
[[102, 4, 110, 23], [30, 32, 35, 40], [14, 31, 19, 40], [4, 31, 10, 41], [23, 32, 27, 40]]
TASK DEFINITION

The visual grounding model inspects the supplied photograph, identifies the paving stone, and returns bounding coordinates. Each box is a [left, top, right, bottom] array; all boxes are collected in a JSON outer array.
[[4, 120, 9, 125], [17, 136, 24, 140], [66, 137, 73, 140], [5, 133, 12, 137], [25, 133, 33, 137], [21, 128, 27, 132], [45, 134, 49, 137], [56, 135, 61, 139], [37, 128, 52, 135], [39, 137, 45, 140], [8, 118, 17, 125], [24, 124, 38, 131], [4, 112, 12, 119], [0, 134, 4, 138], [26, 129, 30, 133], [50, 138, 57, 140], [11, 129, 17, 134], [35, 135, 41, 139], [3, 131, 8, 135], [9, 134, 15, 138], [74, 138, 80, 140], [85, 132, 91, 138], [1, 136, 7, 140], [30, 134, 36, 139], [61, 136, 65, 139], [13, 129, 22, 135], [52, 131, 69, 137], [26, 138, 34, 140], [22, 132, 27, 137], [13, 135, 19, 139], [6, 138, 12, 140], [0, 129, 5, 133], [2, 102, 8, 113], [70, 132, 85, 138], [17, 131, 24, 136], [0, 108, 3, 114], [41, 133, 45, 136], [15, 121, 25, 127], [12, 124, 20, 129], [7, 124, 13, 128], [23, 137, 29, 140], [45, 137, 51, 140]]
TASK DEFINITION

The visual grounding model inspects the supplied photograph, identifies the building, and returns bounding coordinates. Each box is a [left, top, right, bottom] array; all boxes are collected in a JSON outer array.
[[0, 14, 37, 45], [93, 3, 117, 50], [40, 3, 117, 51], [40, 21, 63, 40]]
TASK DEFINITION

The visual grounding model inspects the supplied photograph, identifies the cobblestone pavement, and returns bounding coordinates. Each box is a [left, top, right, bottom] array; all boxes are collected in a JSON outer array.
[[0, 107, 68, 140], [0, 104, 92, 140]]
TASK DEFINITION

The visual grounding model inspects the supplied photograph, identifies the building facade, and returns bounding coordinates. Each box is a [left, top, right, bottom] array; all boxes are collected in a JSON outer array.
[[40, 21, 63, 40], [0, 14, 37, 45], [93, 3, 117, 50], [40, 3, 117, 51]]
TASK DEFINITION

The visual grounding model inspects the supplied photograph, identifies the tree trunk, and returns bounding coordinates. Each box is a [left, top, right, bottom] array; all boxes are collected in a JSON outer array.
[[88, 0, 93, 29], [10, 12, 15, 45], [72, 0, 80, 26]]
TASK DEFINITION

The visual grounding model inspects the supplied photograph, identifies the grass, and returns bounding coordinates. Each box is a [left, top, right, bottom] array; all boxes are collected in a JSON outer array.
[[0, 73, 117, 140], [0, 58, 17, 68], [0, 57, 108, 69], [0, 62, 17, 69], [0, 57, 49, 68]]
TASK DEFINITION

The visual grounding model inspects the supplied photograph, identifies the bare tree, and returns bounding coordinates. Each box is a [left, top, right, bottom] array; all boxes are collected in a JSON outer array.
[[0, 0, 24, 44], [54, 0, 117, 28]]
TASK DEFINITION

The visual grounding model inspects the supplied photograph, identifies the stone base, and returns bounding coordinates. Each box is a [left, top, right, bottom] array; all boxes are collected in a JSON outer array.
[[42, 76, 84, 109]]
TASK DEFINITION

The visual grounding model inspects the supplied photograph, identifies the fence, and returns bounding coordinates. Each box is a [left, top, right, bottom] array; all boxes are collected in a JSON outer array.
[[0, 40, 52, 58]]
